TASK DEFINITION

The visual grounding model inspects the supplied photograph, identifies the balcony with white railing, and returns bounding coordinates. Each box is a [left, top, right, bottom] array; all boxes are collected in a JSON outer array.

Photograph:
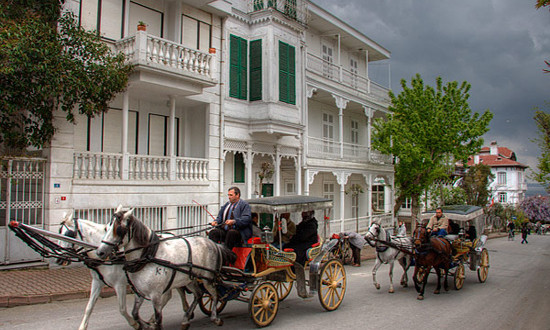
[[307, 136, 392, 165], [249, 0, 308, 26], [306, 53, 390, 103], [73, 152, 209, 182], [114, 31, 216, 86]]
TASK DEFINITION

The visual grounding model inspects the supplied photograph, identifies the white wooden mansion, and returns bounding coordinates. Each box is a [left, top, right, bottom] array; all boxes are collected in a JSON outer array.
[[467, 141, 528, 205], [1, 0, 394, 265]]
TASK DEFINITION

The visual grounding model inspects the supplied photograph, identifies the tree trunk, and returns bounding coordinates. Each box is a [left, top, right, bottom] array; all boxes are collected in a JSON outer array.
[[411, 193, 422, 227]]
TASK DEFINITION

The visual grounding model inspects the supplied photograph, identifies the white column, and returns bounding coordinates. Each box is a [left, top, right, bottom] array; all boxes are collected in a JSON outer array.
[[295, 151, 302, 195], [304, 168, 310, 196], [274, 147, 281, 196], [245, 144, 253, 199], [168, 96, 176, 180], [367, 174, 373, 225], [121, 91, 129, 180], [339, 182, 345, 232], [364, 106, 373, 161], [339, 107, 344, 159]]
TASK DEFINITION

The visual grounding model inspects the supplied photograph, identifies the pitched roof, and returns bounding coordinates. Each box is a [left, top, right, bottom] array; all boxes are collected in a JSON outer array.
[[479, 146, 515, 159], [467, 154, 528, 168]]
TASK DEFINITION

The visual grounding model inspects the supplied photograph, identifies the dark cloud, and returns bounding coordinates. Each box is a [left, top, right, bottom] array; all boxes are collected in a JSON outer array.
[[314, 0, 550, 177]]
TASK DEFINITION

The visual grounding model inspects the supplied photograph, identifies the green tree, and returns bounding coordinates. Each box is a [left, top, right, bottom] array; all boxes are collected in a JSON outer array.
[[373, 74, 493, 220], [536, 0, 550, 9], [461, 163, 494, 206], [531, 109, 550, 192], [0, 0, 132, 154]]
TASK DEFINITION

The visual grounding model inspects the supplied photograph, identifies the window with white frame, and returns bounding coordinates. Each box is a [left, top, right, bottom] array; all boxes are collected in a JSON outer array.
[[181, 12, 212, 51], [351, 191, 358, 218], [323, 183, 335, 202], [350, 57, 358, 87], [372, 185, 385, 213], [498, 192, 507, 203], [322, 43, 334, 78], [518, 171, 523, 185], [80, 0, 123, 40], [497, 172, 507, 185], [350, 120, 359, 144], [323, 113, 335, 154], [401, 198, 412, 209], [129, 1, 164, 38], [285, 181, 295, 195]]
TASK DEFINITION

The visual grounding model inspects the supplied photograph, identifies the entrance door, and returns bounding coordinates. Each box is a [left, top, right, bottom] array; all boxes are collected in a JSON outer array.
[[260, 184, 274, 230], [1, 158, 46, 265]]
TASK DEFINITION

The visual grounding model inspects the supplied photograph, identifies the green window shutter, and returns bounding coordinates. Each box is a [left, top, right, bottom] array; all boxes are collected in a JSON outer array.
[[229, 35, 247, 100], [234, 152, 245, 183], [249, 39, 262, 101], [240, 37, 247, 100], [279, 41, 295, 105]]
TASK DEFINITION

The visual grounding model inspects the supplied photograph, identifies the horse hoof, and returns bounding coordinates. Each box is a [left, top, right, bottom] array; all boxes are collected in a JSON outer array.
[[417, 295, 424, 300], [181, 323, 190, 330], [388, 288, 394, 293], [213, 318, 223, 326], [189, 312, 194, 320], [434, 290, 440, 294], [403, 283, 408, 288], [375, 284, 380, 290]]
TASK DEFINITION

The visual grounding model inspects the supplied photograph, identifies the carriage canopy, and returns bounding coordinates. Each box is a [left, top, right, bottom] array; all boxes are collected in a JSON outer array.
[[245, 195, 333, 214], [420, 205, 485, 233]]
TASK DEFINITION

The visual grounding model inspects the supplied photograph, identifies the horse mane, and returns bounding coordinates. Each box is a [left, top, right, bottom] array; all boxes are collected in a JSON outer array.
[[126, 214, 151, 247]]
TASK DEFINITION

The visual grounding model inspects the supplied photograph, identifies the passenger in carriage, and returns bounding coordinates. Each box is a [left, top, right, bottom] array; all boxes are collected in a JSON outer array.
[[285, 210, 318, 265], [251, 213, 263, 237], [209, 187, 252, 250], [272, 212, 296, 248], [448, 219, 460, 235], [465, 221, 477, 240], [426, 208, 449, 237]]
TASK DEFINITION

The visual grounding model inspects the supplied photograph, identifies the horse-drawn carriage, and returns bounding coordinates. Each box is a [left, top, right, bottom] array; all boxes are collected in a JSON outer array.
[[9, 196, 344, 329], [417, 205, 490, 291]]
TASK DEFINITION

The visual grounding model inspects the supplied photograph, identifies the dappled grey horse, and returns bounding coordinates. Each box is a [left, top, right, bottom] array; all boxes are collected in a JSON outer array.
[[96, 208, 232, 330], [365, 221, 414, 293]]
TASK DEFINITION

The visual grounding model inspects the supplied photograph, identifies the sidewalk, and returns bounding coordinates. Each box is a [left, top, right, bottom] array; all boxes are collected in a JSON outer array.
[[0, 233, 505, 308]]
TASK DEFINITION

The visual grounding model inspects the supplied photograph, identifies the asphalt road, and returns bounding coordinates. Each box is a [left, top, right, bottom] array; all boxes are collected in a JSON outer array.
[[1, 235, 549, 330]]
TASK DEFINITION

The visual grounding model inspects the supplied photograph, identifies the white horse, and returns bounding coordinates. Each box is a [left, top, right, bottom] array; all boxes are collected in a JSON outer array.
[[57, 211, 139, 330], [365, 221, 414, 293], [57, 209, 188, 330], [96, 208, 232, 330]]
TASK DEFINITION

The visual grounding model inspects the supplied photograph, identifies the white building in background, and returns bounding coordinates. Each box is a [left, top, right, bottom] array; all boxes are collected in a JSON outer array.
[[467, 141, 528, 205], [1, 0, 394, 266]]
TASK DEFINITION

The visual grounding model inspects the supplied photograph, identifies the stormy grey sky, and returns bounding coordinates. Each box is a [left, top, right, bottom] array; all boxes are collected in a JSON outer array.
[[314, 0, 550, 180]]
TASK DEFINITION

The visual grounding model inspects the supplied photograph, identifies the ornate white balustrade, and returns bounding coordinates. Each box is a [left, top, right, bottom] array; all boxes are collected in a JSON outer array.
[[307, 137, 392, 165], [306, 53, 390, 102], [73, 152, 122, 180], [115, 32, 213, 79], [73, 152, 208, 181]]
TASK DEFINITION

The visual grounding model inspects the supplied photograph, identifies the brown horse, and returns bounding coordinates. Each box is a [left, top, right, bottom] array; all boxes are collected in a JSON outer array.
[[412, 224, 453, 300]]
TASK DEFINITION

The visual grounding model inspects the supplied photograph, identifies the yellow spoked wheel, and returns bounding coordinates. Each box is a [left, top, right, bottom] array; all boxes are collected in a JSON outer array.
[[269, 280, 293, 301], [318, 259, 346, 311], [477, 248, 489, 283], [198, 292, 227, 316], [249, 282, 279, 327], [453, 263, 465, 290]]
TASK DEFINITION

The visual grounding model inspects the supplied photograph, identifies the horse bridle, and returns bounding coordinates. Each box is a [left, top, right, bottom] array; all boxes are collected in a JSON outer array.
[[365, 223, 379, 247], [100, 214, 129, 250]]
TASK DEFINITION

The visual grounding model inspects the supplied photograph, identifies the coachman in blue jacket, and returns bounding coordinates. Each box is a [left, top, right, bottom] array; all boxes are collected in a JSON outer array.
[[209, 187, 252, 249]]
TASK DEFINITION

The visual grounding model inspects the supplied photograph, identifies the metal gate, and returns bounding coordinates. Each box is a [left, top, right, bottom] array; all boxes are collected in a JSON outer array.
[[0, 157, 46, 265]]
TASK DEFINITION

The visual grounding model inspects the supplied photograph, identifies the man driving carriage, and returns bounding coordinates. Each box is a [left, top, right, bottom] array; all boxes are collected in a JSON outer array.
[[426, 208, 449, 237], [209, 187, 252, 249]]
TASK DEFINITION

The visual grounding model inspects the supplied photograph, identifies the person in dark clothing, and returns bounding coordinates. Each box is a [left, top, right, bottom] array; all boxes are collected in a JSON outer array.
[[465, 221, 477, 240], [521, 222, 529, 244], [448, 219, 460, 235], [285, 210, 318, 265], [208, 187, 252, 250]]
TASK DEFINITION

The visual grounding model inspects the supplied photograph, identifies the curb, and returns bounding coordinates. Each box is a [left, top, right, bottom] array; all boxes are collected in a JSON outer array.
[[0, 286, 118, 308]]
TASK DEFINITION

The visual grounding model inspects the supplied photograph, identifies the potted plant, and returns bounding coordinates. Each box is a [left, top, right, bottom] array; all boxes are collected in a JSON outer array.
[[137, 21, 147, 31]]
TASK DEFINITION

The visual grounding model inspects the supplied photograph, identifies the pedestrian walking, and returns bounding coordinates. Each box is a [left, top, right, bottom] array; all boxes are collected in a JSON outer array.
[[521, 222, 529, 244]]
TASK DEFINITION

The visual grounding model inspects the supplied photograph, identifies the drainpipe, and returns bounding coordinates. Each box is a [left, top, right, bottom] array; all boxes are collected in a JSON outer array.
[[219, 17, 227, 208]]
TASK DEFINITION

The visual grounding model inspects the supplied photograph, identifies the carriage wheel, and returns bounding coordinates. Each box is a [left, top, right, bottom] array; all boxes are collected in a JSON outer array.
[[342, 241, 353, 265], [249, 282, 279, 327], [318, 259, 346, 311], [198, 292, 227, 316], [269, 280, 293, 301], [453, 263, 465, 290], [477, 248, 489, 283]]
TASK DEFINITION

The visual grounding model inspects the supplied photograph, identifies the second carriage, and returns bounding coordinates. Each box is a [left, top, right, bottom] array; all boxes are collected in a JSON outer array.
[[418, 205, 490, 290]]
